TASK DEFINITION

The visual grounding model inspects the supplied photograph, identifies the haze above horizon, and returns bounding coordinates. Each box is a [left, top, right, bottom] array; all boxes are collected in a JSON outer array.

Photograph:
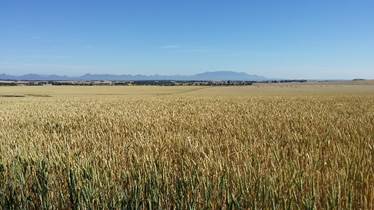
[[1, 0, 373, 79]]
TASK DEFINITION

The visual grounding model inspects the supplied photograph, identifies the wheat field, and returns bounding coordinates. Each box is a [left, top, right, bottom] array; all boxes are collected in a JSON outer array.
[[0, 84, 373, 209]]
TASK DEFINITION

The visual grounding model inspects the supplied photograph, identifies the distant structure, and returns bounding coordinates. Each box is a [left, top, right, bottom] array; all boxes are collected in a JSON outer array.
[[0, 79, 307, 86]]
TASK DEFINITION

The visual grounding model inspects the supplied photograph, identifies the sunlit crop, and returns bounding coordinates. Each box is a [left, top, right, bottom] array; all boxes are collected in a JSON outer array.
[[0, 85, 373, 209]]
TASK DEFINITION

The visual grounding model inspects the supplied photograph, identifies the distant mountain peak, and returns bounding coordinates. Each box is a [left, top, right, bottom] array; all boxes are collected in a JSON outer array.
[[0, 71, 268, 81], [192, 71, 266, 81]]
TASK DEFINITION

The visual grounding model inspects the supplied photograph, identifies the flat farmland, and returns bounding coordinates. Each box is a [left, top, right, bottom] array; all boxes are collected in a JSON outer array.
[[0, 83, 373, 209], [1, 81, 374, 97]]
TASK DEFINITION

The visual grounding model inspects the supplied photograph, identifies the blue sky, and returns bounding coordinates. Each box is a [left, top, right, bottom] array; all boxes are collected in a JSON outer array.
[[0, 0, 373, 79]]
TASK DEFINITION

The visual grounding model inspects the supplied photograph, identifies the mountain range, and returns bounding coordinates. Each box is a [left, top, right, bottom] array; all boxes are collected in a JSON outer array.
[[0, 71, 268, 81]]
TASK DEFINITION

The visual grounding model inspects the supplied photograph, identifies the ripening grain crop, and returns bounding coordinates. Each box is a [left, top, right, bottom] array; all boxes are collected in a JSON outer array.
[[0, 85, 373, 209]]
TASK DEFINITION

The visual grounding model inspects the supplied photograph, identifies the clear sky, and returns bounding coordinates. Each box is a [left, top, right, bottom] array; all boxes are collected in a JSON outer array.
[[1, 0, 373, 79]]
